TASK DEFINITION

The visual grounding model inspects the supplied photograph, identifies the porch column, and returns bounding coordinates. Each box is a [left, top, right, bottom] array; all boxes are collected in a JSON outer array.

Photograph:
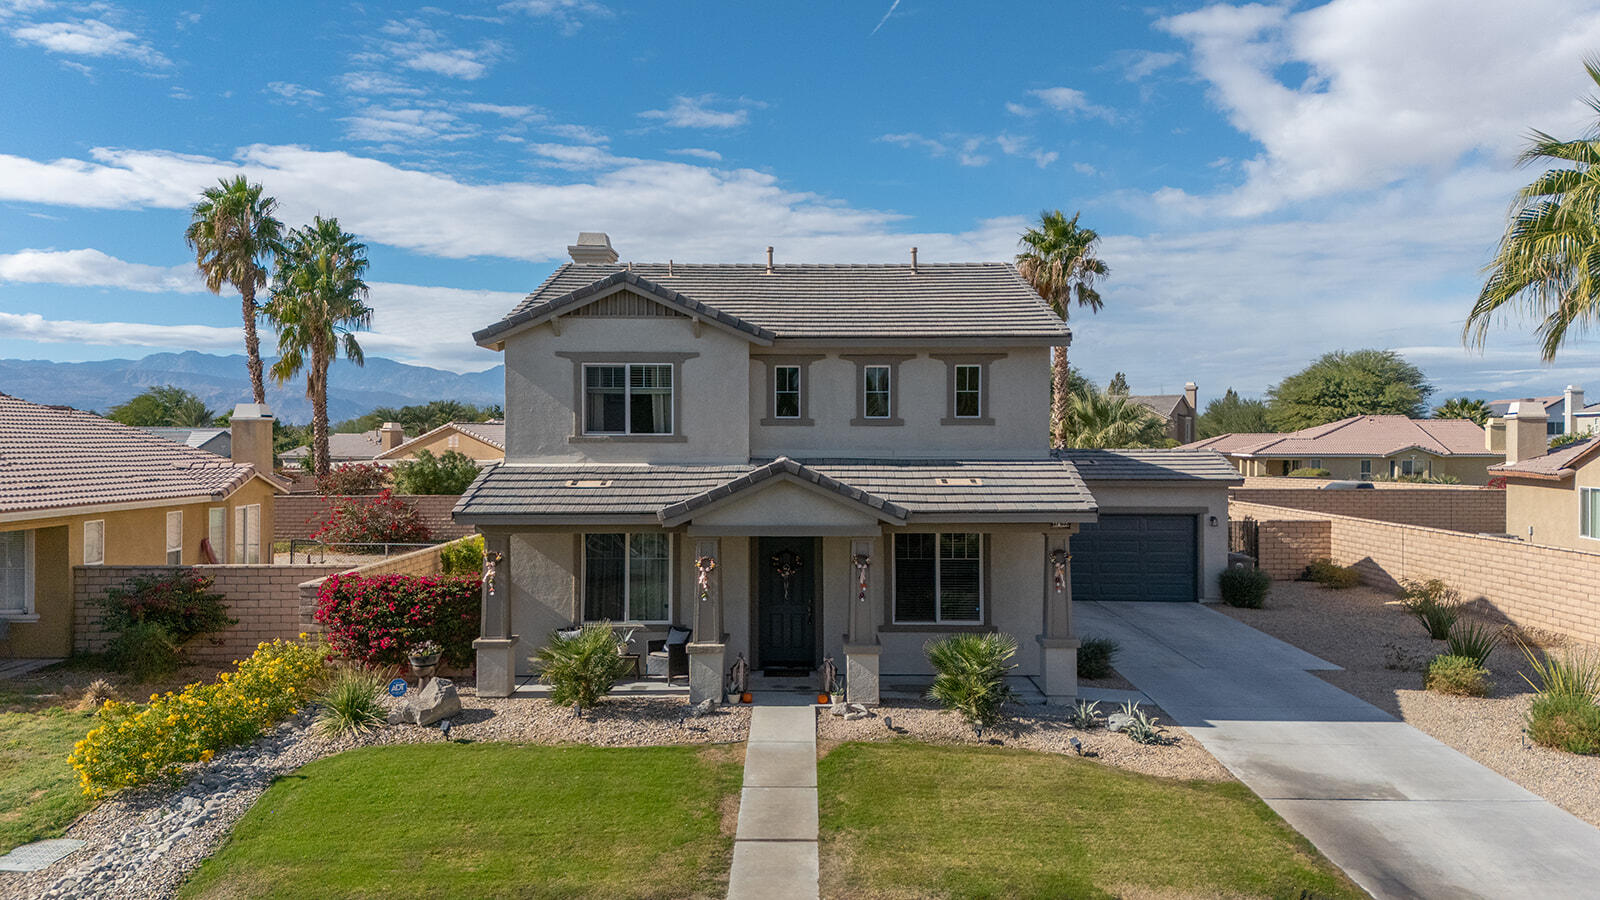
[[687, 537, 726, 704], [1036, 529, 1079, 704], [844, 536, 881, 705], [473, 531, 517, 698]]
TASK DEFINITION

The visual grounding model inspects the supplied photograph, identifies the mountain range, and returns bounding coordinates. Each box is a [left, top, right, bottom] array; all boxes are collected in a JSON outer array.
[[0, 351, 504, 423]]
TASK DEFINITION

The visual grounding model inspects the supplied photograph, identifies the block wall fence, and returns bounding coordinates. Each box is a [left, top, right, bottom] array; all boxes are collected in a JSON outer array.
[[273, 494, 471, 541], [1230, 479, 1505, 534]]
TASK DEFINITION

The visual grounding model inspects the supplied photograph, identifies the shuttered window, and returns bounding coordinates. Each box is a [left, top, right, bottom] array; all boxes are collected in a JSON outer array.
[[893, 532, 983, 624]]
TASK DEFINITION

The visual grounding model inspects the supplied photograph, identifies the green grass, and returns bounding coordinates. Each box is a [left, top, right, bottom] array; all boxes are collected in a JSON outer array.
[[818, 742, 1364, 900], [0, 707, 96, 853], [178, 743, 741, 900]]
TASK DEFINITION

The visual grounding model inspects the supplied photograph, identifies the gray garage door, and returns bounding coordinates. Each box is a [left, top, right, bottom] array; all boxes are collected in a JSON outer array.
[[1071, 514, 1197, 602]]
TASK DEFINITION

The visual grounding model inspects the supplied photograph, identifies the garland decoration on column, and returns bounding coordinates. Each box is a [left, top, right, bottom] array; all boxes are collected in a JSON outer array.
[[852, 553, 871, 603], [695, 555, 718, 603], [1049, 549, 1071, 594]]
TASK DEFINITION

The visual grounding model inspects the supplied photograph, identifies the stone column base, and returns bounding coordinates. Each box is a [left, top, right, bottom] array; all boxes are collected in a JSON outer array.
[[844, 642, 881, 705], [473, 636, 518, 699], [687, 642, 726, 705], [1036, 635, 1081, 704]]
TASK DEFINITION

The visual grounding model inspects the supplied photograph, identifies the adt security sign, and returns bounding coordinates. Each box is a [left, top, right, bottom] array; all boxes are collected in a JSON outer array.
[[387, 677, 408, 698]]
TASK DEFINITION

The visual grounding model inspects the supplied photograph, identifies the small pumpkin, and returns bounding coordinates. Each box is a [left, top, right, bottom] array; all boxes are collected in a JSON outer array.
[[817, 692, 831, 704], [740, 692, 754, 704]]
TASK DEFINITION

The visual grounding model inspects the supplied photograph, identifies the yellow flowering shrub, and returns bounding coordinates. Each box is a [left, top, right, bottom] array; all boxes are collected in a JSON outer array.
[[70, 638, 330, 798]]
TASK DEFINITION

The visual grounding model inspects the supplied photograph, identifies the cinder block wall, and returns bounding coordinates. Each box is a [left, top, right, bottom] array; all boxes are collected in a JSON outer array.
[[273, 494, 471, 541], [1231, 479, 1505, 534], [297, 536, 477, 633], [1232, 501, 1600, 645]]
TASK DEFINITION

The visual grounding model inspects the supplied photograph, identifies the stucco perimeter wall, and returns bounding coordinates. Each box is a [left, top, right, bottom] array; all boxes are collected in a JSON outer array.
[[273, 494, 470, 541], [1232, 479, 1506, 534], [1233, 501, 1600, 646]]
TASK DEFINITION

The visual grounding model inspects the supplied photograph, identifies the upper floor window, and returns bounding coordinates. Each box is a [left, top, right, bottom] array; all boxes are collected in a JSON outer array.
[[954, 365, 981, 418], [774, 365, 801, 419], [843, 354, 912, 427], [584, 363, 673, 435], [893, 532, 983, 624], [933, 353, 1001, 426], [864, 365, 892, 419]]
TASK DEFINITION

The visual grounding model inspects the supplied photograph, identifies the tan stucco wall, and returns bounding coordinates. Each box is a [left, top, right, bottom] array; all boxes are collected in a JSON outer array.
[[1231, 453, 1495, 484], [1504, 463, 1600, 550], [391, 429, 503, 462]]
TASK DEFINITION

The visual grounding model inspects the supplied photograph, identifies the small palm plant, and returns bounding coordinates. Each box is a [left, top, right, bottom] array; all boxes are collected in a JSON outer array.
[[925, 632, 1018, 735], [534, 622, 633, 715]]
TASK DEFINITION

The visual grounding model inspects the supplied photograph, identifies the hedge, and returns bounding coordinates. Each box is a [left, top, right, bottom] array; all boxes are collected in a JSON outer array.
[[314, 573, 479, 669]]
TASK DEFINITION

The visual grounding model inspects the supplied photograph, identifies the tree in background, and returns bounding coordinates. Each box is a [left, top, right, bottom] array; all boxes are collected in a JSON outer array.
[[107, 386, 216, 427], [1056, 386, 1171, 449], [185, 175, 284, 404], [1016, 210, 1109, 446], [391, 449, 483, 494], [264, 216, 373, 477], [1432, 397, 1492, 425], [1107, 372, 1129, 395], [1198, 388, 1273, 438], [334, 399, 502, 435], [1467, 60, 1600, 361], [1266, 349, 1433, 431]]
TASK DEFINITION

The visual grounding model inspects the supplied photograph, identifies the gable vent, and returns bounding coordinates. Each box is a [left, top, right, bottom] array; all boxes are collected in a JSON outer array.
[[569, 291, 687, 318]]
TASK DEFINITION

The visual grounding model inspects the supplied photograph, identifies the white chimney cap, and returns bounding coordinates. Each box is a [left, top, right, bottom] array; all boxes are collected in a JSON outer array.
[[568, 232, 619, 264], [1508, 400, 1547, 418], [231, 402, 273, 419]]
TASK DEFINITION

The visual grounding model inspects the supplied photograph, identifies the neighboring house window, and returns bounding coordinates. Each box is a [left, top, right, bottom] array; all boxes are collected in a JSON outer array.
[[0, 530, 34, 616], [583, 363, 673, 435], [774, 365, 801, 419], [954, 365, 981, 417], [1309, 458, 1323, 470], [863, 365, 891, 419], [1360, 459, 1372, 479], [893, 532, 983, 624], [842, 354, 912, 426], [1582, 488, 1600, 540], [207, 508, 227, 563], [166, 511, 183, 565], [583, 533, 671, 623], [233, 504, 261, 564], [1549, 419, 1563, 436], [84, 520, 105, 566]]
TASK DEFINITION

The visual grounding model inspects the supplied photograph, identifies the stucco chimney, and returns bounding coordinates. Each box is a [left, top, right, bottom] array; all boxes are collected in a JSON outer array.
[[1183, 382, 1199, 443], [1565, 385, 1584, 435], [567, 232, 618, 264], [1485, 416, 1506, 454], [229, 402, 275, 475], [380, 422, 405, 451], [1504, 400, 1548, 464]]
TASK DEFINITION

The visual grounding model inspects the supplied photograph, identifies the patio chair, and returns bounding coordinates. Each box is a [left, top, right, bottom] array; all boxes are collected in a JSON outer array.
[[647, 626, 692, 685]]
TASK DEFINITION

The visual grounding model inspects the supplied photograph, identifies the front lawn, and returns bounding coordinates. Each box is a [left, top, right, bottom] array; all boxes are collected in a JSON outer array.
[[0, 707, 96, 854], [179, 743, 741, 900], [818, 742, 1363, 900]]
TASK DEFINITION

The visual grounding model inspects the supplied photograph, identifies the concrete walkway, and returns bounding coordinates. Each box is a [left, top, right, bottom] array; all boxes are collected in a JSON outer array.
[[1077, 601, 1600, 900], [726, 696, 819, 900]]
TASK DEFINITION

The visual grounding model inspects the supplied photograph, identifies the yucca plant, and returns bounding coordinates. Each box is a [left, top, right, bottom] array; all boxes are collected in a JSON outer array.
[[316, 665, 389, 736], [1397, 578, 1462, 639], [1446, 620, 1503, 668], [534, 622, 633, 715], [1517, 639, 1600, 700], [925, 632, 1018, 735]]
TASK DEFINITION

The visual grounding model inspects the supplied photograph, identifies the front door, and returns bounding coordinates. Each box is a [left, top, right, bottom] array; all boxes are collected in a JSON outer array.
[[757, 536, 817, 670]]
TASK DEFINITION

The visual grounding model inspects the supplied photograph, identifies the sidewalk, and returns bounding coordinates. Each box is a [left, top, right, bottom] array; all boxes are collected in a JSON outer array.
[[726, 697, 819, 900]]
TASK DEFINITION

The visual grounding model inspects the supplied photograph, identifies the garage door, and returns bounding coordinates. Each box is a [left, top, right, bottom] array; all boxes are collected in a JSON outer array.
[[1071, 514, 1197, 602]]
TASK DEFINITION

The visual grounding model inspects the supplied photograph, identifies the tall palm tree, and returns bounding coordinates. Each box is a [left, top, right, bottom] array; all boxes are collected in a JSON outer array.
[[1432, 397, 1492, 425], [1016, 210, 1110, 445], [1467, 59, 1600, 360], [1057, 386, 1169, 449], [185, 176, 284, 404], [264, 216, 372, 476]]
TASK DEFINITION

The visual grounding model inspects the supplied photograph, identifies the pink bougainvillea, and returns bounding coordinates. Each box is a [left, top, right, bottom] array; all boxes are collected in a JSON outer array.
[[313, 573, 478, 668], [312, 489, 432, 546]]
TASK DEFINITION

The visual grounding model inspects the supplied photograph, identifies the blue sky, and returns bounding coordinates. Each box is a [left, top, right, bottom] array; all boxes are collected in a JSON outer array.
[[2, 0, 1600, 407]]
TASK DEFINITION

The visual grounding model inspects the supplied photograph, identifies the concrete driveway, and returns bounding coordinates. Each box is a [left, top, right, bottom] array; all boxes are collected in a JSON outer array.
[[1076, 600, 1600, 900]]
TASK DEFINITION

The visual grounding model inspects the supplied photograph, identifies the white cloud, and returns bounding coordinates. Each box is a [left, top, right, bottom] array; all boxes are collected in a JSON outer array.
[[265, 81, 324, 106], [0, 312, 242, 350], [1022, 86, 1116, 121], [1072, 162, 1097, 176], [341, 107, 476, 143], [500, 0, 612, 35], [880, 132, 1057, 168], [0, 248, 201, 292], [360, 19, 504, 82], [668, 147, 722, 161], [543, 122, 607, 144], [994, 134, 1058, 169], [640, 94, 756, 129], [337, 71, 424, 97], [1112, 49, 1184, 81], [10, 18, 170, 67], [461, 102, 538, 119]]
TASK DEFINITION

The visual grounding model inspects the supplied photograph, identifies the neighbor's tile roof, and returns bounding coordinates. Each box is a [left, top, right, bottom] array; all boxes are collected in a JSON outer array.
[[480, 262, 1070, 341], [280, 430, 387, 461], [1181, 433, 1282, 453], [0, 393, 273, 516], [1053, 449, 1243, 482], [1127, 394, 1185, 420], [376, 421, 506, 460], [1489, 437, 1600, 479], [1180, 416, 1494, 458], [1488, 396, 1563, 417], [140, 426, 230, 455]]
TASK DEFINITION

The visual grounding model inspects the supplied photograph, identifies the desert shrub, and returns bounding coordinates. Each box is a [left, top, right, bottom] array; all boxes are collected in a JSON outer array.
[[391, 449, 482, 495], [1425, 655, 1489, 697], [1398, 578, 1462, 639], [75, 679, 121, 712], [313, 489, 432, 546], [1286, 467, 1332, 478], [316, 666, 388, 737], [1111, 700, 1175, 745], [1446, 620, 1503, 667], [532, 622, 633, 714], [107, 622, 183, 682], [1219, 567, 1271, 608], [97, 571, 236, 680], [70, 637, 329, 797], [1077, 637, 1119, 680], [439, 535, 485, 576], [1374, 473, 1461, 485], [1526, 693, 1600, 754], [315, 462, 390, 496], [1517, 641, 1600, 700], [1301, 558, 1360, 589], [925, 632, 1019, 734], [314, 572, 479, 669], [1067, 699, 1102, 729]]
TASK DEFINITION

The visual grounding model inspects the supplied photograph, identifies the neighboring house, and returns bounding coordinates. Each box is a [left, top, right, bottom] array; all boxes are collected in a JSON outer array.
[[1126, 383, 1198, 444], [0, 397, 284, 657], [1492, 401, 1600, 549], [1182, 415, 1499, 483], [140, 426, 231, 457], [375, 421, 505, 464], [454, 233, 1242, 705], [277, 424, 402, 468], [1488, 390, 1572, 437]]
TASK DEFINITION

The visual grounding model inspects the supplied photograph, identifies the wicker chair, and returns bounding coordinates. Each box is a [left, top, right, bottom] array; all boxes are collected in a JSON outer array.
[[647, 626, 692, 684]]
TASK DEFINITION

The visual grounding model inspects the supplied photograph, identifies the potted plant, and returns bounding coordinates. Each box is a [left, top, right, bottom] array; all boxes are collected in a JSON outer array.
[[408, 640, 442, 683]]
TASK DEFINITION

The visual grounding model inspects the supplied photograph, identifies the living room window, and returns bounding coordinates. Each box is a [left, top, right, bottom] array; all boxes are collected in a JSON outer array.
[[583, 363, 673, 435], [583, 532, 671, 623], [892, 532, 983, 624], [0, 530, 34, 617], [1582, 488, 1600, 540]]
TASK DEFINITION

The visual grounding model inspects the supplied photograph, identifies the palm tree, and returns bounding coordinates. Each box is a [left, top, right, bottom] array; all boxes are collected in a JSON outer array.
[[1016, 210, 1110, 445], [1432, 397, 1492, 425], [263, 217, 373, 476], [185, 176, 284, 404], [1057, 386, 1169, 449]]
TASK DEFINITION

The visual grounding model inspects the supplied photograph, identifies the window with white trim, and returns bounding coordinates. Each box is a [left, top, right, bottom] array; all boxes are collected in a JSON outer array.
[[84, 520, 105, 566], [165, 511, 183, 565], [774, 365, 801, 419], [893, 532, 983, 623], [864, 365, 891, 419], [954, 365, 982, 418], [1582, 488, 1600, 540], [208, 508, 227, 563], [233, 504, 261, 564], [0, 530, 34, 616], [1309, 458, 1323, 470], [583, 364, 673, 435], [583, 533, 672, 622], [1360, 459, 1372, 479]]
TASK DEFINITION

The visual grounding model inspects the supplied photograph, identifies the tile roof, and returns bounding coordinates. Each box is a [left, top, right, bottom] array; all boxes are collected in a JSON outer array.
[[280, 430, 387, 461], [139, 427, 231, 456], [1180, 433, 1282, 453], [1053, 449, 1243, 482], [454, 458, 1098, 521], [1180, 416, 1494, 458], [375, 421, 506, 460], [0, 394, 277, 517], [1489, 437, 1600, 479], [479, 262, 1070, 343], [1126, 394, 1186, 420], [1488, 396, 1563, 417], [658, 457, 910, 525]]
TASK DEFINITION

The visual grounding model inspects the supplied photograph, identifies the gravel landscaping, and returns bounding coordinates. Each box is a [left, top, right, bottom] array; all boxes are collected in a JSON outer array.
[[0, 685, 746, 900], [1218, 580, 1600, 826]]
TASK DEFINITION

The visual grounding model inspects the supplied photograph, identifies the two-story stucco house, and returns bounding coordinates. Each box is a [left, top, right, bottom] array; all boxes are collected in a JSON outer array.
[[455, 234, 1240, 705]]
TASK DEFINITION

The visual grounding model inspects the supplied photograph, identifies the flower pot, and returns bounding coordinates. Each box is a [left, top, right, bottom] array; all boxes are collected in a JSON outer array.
[[407, 653, 442, 669], [740, 692, 753, 704]]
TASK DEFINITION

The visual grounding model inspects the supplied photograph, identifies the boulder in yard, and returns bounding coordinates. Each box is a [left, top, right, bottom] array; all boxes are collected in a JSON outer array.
[[389, 677, 462, 727]]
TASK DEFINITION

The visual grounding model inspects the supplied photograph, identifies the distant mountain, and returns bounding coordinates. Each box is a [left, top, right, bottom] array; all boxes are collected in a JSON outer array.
[[0, 351, 504, 424]]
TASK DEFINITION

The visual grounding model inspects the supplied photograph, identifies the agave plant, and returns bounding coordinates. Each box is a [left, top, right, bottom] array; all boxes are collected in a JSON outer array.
[[925, 632, 1019, 735], [534, 622, 633, 715], [1445, 620, 1503, 668]]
